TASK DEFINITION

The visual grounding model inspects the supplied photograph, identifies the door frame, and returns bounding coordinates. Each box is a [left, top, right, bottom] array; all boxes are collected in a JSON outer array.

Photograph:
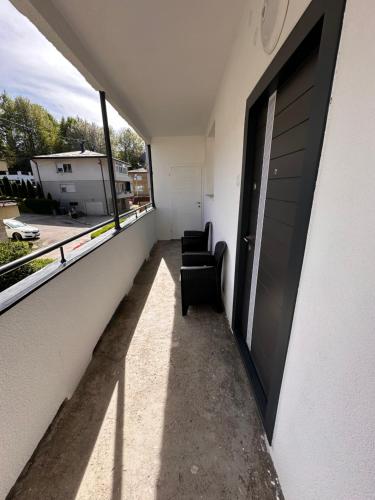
[[232, 0, 347, 442]]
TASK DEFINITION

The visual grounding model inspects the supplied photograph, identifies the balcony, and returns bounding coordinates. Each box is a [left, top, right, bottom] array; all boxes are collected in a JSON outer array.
[[4, 236, 282, 499], [4, 0, 374, 499], [116, 191, 133, 199]]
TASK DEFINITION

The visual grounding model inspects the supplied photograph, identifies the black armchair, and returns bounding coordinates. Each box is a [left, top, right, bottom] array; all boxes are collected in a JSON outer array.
[[180, 241, 227, 315], [181, 221, 211, 253]]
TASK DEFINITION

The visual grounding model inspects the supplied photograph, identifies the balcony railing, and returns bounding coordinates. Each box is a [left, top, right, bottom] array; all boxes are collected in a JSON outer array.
[[0, 202, 153, 313]]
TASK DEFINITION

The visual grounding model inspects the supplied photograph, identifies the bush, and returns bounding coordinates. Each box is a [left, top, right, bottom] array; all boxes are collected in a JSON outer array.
[[26, 180, 35, 199], [0, 241, 54, 292], [23, 198, 59, 214], [0, 195, 16, 201], [1, 177, 12, 196], [0, 194, 57, 213], [90, 217, 127, 239]]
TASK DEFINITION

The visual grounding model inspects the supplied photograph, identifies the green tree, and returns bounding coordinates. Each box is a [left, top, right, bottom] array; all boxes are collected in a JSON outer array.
[[11, 182, 19, 198], [0, 92, 59, 170], [57, 116, 106, 153], [20, 180, 27, 198], [36, 182, 44, 198], [116, 128, 145, 168], [26, 180, 35, 198], [1, 176, 12, 196], [0, 92, 146, 171]]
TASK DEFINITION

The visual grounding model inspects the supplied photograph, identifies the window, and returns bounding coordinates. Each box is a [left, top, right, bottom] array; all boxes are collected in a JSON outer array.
[[57, 163, 72, 173], [115, 163, 128, 175], [136, 185, 144, 192], [115, 182, 126, 194], [125, 181, 131, 192], [6, 220, 26, 229], [60, 183, 76, 193]]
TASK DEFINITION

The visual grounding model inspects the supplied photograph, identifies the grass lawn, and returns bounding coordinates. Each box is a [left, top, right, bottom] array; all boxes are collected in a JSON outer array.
[[90, 216, 128, 239]]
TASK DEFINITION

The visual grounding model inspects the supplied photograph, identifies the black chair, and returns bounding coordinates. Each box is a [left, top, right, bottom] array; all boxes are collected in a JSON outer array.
[[180, 241, 227, 315], [181, 221, 211, 253]]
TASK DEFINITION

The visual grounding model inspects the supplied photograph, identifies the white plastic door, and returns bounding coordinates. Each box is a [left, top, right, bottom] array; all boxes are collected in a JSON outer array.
[[170, 166, 202, 238]]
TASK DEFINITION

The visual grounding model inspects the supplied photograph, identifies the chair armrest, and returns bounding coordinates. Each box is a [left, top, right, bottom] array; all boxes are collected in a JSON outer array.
[[180, 265, 216, 281], [181, 265, 214, 270], [182, 252, 214, 267]]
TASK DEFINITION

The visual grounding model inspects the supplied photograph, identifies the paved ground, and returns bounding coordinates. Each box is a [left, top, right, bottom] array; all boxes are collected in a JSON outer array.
[[9, 241, 283, 500], [15, 214, 110, 258]]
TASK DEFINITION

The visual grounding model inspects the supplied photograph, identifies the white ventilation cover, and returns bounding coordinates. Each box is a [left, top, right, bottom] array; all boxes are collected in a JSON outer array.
[[261, 0, 289, 54]]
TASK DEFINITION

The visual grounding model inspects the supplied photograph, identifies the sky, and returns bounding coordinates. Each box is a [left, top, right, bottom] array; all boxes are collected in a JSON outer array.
[[0, 0, 129, 131]]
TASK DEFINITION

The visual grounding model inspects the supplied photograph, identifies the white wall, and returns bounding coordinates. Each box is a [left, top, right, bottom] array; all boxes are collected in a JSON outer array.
[[202, 0, 311, 316], [151, 136, 205, 239], [271, 2, 375, 499], [32, 158, 104, 181], [0, 212, 156, 498], [173, 0, 375, 498]]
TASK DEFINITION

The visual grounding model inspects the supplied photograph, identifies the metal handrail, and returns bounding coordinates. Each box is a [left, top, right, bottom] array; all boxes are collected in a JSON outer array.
[[0, 202, 153, 277]]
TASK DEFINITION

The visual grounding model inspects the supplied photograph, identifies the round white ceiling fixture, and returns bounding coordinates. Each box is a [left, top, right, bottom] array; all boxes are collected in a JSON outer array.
[[260, 0, 289, 54]]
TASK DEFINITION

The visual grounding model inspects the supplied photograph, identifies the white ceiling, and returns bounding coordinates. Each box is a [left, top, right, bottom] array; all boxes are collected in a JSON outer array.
[[12, 0, 246, 141]]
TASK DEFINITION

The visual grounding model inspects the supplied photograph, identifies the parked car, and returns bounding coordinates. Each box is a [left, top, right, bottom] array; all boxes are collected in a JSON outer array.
[[3, 219, 40, 240]]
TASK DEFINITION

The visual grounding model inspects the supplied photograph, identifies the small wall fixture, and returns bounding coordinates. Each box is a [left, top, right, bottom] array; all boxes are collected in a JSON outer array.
[[261, 0, 289, 54]]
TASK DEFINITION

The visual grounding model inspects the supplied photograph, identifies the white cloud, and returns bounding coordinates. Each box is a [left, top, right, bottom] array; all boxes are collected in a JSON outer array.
[[0, 0, 129, 130]]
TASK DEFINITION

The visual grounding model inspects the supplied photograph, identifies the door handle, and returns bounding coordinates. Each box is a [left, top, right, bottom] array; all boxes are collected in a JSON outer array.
[[243, 234, 255, 243], [243, 234, 255, 250]]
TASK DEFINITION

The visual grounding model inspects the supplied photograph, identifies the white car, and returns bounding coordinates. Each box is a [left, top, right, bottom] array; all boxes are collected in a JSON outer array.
[[3, 219, 40, 241]]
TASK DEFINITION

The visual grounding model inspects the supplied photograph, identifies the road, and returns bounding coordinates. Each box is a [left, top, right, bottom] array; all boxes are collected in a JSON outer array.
[[12, 213, 110, 260]]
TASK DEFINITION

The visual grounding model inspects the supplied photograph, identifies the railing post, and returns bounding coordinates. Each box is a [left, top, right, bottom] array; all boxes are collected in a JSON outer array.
[[99, 91, 121, 231], [146, 144, 156, 209], [60, 247, 66, 264]]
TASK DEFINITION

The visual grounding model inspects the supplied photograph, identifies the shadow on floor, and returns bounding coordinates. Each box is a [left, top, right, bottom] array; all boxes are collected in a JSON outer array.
[[8, 244, 163, 500], [9, 241, 283, 500]]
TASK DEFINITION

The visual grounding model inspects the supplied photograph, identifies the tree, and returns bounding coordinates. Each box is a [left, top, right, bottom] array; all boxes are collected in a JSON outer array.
[[26, 180, 35, 198], [1, 176, 12, 196], [57, 116, 106, 153], [0, 91, 146, 172], [116, 128, 145, 168], [0, 92, 59, 171], [11, 182, 19, 198], [36, 182, 44, 198], [19, 180, 27, 198]]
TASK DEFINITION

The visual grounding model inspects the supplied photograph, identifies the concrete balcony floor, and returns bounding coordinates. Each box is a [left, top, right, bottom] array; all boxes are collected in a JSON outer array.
[[10, 241, 283, 500]]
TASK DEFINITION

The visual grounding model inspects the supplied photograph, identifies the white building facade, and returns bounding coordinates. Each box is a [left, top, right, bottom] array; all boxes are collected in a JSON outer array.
[[31, 151, 133, 215]]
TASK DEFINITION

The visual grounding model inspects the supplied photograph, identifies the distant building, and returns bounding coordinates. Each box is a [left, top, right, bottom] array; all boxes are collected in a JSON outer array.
[[0, 160, 8, 173], [31, 150, 133, 215], [128, 168, 150, 203], [0, 160, 35, 185], [0, 201, 20, 240]]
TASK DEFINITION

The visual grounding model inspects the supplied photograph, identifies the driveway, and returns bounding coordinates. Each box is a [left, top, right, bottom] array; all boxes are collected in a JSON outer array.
[[15, 213, 111, 259]]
